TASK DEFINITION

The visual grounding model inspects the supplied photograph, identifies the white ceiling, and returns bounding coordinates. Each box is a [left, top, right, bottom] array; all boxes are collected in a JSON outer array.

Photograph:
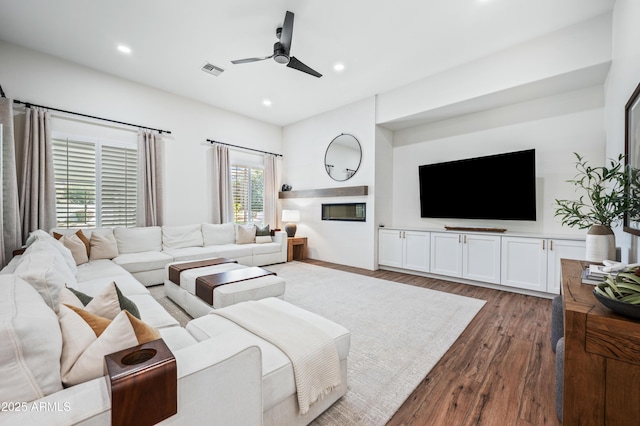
[[0, 0, 615, 127]]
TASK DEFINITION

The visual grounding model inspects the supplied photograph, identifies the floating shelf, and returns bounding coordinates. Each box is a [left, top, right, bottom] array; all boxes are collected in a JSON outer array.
[[279, 185, 368, 199]]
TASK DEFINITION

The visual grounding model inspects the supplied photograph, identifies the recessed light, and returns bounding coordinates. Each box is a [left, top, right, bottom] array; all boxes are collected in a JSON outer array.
[[117, 44, 132, 54], [333, 63, 345, 72], [262, 99, 272, 107]]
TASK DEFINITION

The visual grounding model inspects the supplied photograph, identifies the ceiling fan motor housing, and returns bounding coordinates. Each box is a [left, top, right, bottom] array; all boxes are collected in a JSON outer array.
[[273, 42, 289, 64]]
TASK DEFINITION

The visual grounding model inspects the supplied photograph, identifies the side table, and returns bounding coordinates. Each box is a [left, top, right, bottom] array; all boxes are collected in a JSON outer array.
[[287, 237, 307, 262]]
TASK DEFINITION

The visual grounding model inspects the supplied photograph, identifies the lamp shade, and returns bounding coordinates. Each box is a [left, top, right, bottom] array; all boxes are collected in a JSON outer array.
[[282, 210, 300, 222]]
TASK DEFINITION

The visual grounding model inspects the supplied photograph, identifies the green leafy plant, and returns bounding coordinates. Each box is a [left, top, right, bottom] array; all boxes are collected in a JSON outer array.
[[554, 153, 636, 229], [595, 267, 640, 304]]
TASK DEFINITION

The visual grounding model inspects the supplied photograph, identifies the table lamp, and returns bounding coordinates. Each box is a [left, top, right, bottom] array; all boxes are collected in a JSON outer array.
[[282, 209, 300, 237]]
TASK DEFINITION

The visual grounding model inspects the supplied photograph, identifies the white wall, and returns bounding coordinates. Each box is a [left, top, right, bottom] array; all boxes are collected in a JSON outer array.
[[605, 0, 640, 262], [376, 13, 612, 125], [281, 97, 377, 269], [391, 86, 605, 235], [0, 41, 282, 226]]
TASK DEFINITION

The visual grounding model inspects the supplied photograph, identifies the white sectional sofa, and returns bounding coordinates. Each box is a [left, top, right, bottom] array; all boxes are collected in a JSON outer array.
[[0, 231, 349, 426], [52, 223, 288, 287]]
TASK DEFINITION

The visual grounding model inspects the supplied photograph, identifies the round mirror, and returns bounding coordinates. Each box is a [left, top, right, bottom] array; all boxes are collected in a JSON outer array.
[[324, 133, 362, 181]]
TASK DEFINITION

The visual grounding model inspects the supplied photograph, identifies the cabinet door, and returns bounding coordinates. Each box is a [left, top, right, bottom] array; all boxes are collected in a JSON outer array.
[[463, 234, 501, 284], [501, 237, 547, 291], [403, 231, 430, 272], [430, 232, 462, 277], [546, 239, 585, 294], [378, 229, 403, 268]]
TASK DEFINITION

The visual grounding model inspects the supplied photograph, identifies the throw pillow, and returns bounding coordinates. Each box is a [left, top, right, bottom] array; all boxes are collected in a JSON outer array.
[[60, 282, 141, 319], [255, 235, 273, 244], [236, 224, 257, 244], [53, 230, 90, 257], [89, 231, 119, 260], [58, 305, 160, 386], [255, 224, 270, 236], [60, 234, 90, 265]]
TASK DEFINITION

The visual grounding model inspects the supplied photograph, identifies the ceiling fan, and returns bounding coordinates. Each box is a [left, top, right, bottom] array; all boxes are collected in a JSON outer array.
[[231, 11, 322, 78]]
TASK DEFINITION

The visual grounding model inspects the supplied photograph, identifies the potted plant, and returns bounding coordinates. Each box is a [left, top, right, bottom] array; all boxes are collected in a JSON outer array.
[[554, 152, 637, 262]]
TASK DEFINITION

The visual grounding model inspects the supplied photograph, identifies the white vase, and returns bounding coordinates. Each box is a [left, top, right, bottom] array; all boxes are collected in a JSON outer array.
[[585, 225, 616, 263]]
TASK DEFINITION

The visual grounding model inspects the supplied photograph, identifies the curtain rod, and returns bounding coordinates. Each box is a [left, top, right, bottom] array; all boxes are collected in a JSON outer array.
[[206, 139, 283, 157], [12, 99, 172, 134]]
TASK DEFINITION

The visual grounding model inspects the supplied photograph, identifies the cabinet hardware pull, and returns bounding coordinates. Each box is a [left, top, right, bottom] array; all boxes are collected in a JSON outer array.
[[458, 234, 461, 243], [542, 240, 545, 250], [550, 240, 553, 251], [464, 235, 467, 244]]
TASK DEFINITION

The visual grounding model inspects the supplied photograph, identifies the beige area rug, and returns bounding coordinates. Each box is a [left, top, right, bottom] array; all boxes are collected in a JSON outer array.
[[263, 262, 485, 425], [150, 262, 485, 425]]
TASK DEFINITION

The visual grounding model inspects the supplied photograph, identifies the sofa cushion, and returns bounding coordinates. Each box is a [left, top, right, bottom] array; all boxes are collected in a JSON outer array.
[[76, 275, 150, 298], [58, 305, 160, 386], [13, 240, 77, 311], [114, 226, 162, 254], [89, 231, 119, 260], [202, 222, 236, 246], [126, 294, 181, 329], [212, 244, 254, 260], [236, 224, 256, 244], [0, 275, 63, 403], [75, 259, 131, 282], [162, 224, 203, 250], [26, 230, 78, 276], [163, 246, 221, 262], [252, 241, 281, 255], [255, 236, 274, 244], [158, 326, 198, 352], [112, 251, 173, 274]]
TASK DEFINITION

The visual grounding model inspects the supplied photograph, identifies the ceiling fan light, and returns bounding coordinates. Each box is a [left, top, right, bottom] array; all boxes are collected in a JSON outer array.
[[274, 54, 289, 64]]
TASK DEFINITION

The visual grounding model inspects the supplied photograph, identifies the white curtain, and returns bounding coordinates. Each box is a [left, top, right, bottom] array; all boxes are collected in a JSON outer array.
[[137, 130, 165, 227], [0, 98, 22, 265], [263, 153, 278, 228], [209, 144, 233, 223], [19, 106, 56, 242]]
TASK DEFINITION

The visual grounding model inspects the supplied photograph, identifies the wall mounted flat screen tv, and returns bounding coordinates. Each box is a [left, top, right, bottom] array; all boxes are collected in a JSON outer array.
[[419, 149, 536, 221]]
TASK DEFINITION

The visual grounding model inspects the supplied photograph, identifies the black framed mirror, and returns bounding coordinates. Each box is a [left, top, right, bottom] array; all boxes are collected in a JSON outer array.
[[624, 81, 640, 236], [324, 133, 362, 181]]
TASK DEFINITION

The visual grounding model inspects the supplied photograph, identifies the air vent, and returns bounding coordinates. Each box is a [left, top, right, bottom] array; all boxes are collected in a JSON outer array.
[[201, 62, 224, 76]]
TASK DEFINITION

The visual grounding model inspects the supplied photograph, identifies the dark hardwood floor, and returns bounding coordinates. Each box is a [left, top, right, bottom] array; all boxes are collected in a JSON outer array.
[[302, 259, 560, 426]]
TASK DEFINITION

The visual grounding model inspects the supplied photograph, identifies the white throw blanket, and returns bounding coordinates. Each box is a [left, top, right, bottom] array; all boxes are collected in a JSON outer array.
[[213, 300, 342, 415]]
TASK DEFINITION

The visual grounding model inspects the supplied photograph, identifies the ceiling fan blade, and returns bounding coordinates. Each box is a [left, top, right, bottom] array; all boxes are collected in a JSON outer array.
[[287, 56, 322, 78], [231, 55, 272, 64], [280, 11, 294, 54]]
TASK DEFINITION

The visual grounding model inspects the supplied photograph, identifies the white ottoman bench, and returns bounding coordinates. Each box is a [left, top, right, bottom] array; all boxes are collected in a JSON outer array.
[[164, 258, 286, 318]]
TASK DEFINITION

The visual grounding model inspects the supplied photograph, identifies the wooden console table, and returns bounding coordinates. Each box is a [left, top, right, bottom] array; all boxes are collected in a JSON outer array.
[[287, 237, 307, 262], [562, 258, 640, 425]]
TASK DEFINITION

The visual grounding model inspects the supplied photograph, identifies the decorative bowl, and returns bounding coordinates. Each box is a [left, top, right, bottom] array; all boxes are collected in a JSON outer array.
[[593, 289, 640, 320]]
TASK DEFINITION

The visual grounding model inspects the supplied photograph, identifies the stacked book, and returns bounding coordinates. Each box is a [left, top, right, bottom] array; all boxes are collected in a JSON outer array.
[[581, 264, 608, 285]]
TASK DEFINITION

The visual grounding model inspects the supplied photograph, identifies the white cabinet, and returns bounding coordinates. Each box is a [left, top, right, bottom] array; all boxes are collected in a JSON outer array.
[[379, 228, 584, 295], [501, 237, 585, 293], [501, 237, 548, 292], [546, 239, 586, 294], [378, 229, 403, 268], [378, 229, 430, 272], [430, 232, 501, 284]]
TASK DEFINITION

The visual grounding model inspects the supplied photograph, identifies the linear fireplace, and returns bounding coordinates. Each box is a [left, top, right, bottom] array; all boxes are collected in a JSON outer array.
[[321, 203, 366, 222]]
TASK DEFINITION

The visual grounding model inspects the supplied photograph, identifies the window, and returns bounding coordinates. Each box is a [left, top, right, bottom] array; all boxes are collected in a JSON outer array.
[[53, 136, 137, 228], [231, 164, 264, 224]]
